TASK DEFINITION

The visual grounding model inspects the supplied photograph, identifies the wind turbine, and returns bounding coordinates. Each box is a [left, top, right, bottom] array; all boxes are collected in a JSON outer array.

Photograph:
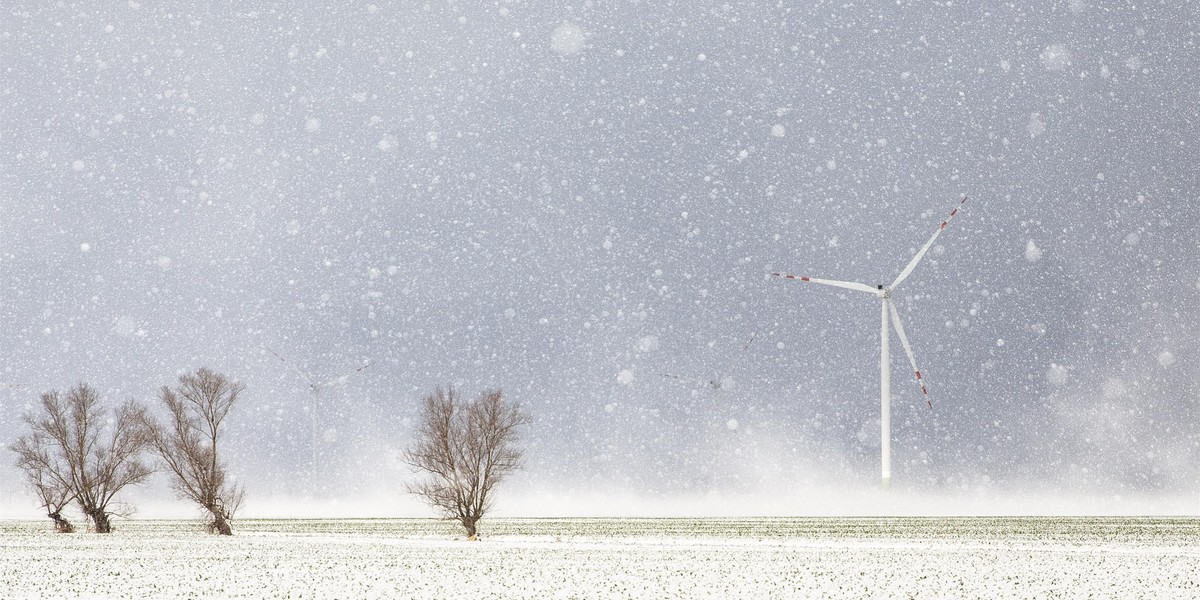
[[661, 332, 758, 393], [264, 347, 372, 475], [0, 383, 22, 425], [0, 382, 20, 399], [771, 196, 968, 487]]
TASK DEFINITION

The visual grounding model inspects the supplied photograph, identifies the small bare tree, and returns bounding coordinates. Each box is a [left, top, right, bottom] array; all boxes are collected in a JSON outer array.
[[142, 368, 246, 535], [404, 386, 531, 539], [11, 434, 77, 533], [15, 384, 152, 533]]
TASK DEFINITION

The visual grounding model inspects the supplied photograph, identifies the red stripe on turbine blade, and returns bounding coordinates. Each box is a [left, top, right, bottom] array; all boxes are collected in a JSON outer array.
[[927, 399, 933, 409], [921, 386, 928, 395], [940, 222, 947, 229], [800, 276, 810, 281], [915, 371, 922, 379], [950, 209, 958, 217]]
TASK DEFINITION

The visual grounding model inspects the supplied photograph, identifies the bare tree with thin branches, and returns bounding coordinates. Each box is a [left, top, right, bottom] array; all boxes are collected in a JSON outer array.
[[404, 386, 531, 539], [11, 433, 77, 533], [142, 368, 246, 535], [15, 384, 152, 533]]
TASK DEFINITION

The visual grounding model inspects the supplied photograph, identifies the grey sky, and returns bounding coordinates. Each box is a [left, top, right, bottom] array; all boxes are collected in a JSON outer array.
[[1, 2, 1198, 514]]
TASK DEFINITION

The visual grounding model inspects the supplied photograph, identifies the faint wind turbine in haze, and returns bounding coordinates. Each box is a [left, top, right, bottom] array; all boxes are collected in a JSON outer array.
[[0, 382, 22, 414], [661, 332, 758, 393], [264, 347, 372, 477], [771, 196, 969, 487]]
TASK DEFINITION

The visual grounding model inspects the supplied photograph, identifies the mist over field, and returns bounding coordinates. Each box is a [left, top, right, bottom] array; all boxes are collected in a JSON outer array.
[[2, 2, 1198, 518]]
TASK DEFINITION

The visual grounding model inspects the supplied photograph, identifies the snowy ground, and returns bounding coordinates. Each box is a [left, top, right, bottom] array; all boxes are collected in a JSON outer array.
[[2, 517, 1198, 599]]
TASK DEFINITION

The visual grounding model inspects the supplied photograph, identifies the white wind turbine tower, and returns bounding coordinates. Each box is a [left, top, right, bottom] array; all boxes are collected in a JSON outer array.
[[0, 383, 21, 509], [0, 382, 22, 420], [264, 347, 372, 476], [772, 196, 968, 487]]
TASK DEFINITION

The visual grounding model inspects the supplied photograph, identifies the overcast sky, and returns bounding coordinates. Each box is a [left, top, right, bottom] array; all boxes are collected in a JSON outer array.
[[1, 1, 1198, 517]]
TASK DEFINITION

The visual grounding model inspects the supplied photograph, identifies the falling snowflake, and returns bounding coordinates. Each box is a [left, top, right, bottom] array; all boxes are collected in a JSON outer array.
[[1024, 240, 1042, 262], [550, 22, 585, 55], [1040, 44, 1071, 70], [617, 369, 635, 386], [1027, 113, 1046, 137]]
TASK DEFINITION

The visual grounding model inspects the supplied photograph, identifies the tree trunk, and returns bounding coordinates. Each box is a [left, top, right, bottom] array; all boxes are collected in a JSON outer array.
[[209, 509, 233, 536], [48, 512, 75, 534], [90, 509, 112, 534], [462, 517, 478, 540]]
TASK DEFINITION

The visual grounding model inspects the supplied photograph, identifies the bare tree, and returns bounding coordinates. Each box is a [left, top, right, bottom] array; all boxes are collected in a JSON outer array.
[[404, 386, 531, 539], [142, 368, 246, 535], [11, 433, 77, 533], [15, 384, 152, 533]]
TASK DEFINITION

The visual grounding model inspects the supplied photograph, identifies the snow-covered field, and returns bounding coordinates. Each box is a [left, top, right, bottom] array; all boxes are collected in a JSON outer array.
[[2, 517, 1198, 599]]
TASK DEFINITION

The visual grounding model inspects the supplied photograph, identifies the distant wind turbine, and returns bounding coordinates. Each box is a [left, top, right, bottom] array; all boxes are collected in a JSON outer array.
[[661, 332, 758, 392], [264, 347, 371, 475], [0, 382, 22, 412], [771, 196, 968, 487]]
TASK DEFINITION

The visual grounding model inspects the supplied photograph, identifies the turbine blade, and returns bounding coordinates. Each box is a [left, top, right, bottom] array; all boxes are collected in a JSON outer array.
[[264, 346, 316, 386], [661, 372, 718, 389], [721, 332, 758, 380], [887, 300, 931, 408], [318, 361, 373, 389], [771, 272, 877, 294], [890, 195, 969, 290], [661, 372, 695, 383]]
